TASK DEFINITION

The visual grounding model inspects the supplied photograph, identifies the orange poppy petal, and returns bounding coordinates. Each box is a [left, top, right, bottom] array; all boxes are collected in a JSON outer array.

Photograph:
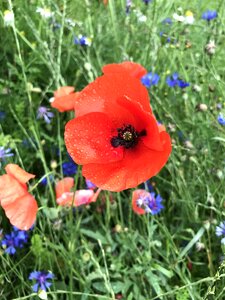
[[54, 86, 75, 98], [5, 164, 35, 184], [55, 177, 74, 199], [0, 174, 27, 206], [65, 112, 124, 165], [132, 189, 148, 215], [102, 61, 147, 80], [51, 93, 79, 112], [82, 131, 172, 191], [2, 193, 38, 230], [74, 73, 151, 119]]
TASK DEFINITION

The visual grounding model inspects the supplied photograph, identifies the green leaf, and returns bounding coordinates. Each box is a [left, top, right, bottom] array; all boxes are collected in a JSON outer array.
[[178, 227, 205, 260], [80, 229, 109, 244], [153, 263, 173, 278], [42, 207, 59, 220]]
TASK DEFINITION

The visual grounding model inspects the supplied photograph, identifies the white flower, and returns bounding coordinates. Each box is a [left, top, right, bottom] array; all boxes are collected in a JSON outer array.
[[38, 290, 48, 300], [184, 15, 195, 24], [134, 9, 147, 23], [137, 14, 147, 22], [36, 7, 54, 19], [65, 18, 76, 27], [173, 13, 185, 22], [4, 10, 14, 27], [205, 40, 216, 55], [173, 11, 195, 24], [184, 11, 195, 24]]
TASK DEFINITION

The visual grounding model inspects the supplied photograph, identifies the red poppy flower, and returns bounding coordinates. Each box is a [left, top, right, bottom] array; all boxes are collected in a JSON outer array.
[[55, 177, 100, 206], [65, 64, 172, 192], [50, 86, 79, 112], [0, 164, 38, 230], [102, 61, 147, 80]]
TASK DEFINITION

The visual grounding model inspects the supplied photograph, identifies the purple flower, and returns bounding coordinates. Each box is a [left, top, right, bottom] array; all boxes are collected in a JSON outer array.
[[74, 35, 91, 46], [37, 106, 54, 124], [143, 0, 152, 4], [141, 72, 160, 88], [216, 222, 225, 244], [166, 73, 189, 89], [29, 271, 54, 292], [136, 192, 164, 215], [162, 18, 172, 25], [217, 114, 225, 126], [85, 179, 96, 189], [202, 10, 217, 21], [126, 0, 132, 14], [1, 226, 29, 255], [0, 146, 14, 161]]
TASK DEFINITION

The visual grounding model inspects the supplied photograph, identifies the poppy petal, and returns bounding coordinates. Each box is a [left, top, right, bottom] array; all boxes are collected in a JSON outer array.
[[73, 190, 95, 206], [55, 177, 74, 199], [0, 174, 27, 206], [82, 131, 172, 191], [5, 164, 35, 184], [56, 192, 75, 206], [65, 112, 124, 164], [2, 193, 38, 230], [117, 96, 163, 151], [74, 73, 152, 118], [57, 190, 97, 207], [54, 86, 75, 98], [102, 61, 147, 80], [132, 189, 149, 215], [51, 94, 77, 112]]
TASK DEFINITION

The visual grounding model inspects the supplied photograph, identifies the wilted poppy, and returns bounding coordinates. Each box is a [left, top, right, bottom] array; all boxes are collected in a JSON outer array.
[[50, 86, 79, 112], [65, 63, 172, 192], [0, 164, 38, 230], [55, 177, 100, 206], [102, 61, 147, 80]]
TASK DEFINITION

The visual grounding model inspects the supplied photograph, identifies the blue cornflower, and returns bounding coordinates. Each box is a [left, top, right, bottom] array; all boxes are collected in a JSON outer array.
[[162, 17, 172, 25], [0, 146, 14, 161], [74, 35, 92, 46], [166, 73, 189, 89], [85, 179, 96, 189], [29, 271, 54, 292], [62, 161, 78, 176], [40, 174, 54, 186], [0, 111, 6, 121], [37, 106, 54, 124], [202, 10, 217, 21], [1, 226, 29, 255], [216, 221, 225, 244], [136, 192, 164, 215], [143, 0, 152, 4], [178, 79, 190, 89], [141, 72, 160, 88], [217, 114, 225, 126]]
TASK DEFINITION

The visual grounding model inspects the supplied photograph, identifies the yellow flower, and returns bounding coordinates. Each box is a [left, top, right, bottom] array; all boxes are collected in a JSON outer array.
[[185, 10, 194, 17]]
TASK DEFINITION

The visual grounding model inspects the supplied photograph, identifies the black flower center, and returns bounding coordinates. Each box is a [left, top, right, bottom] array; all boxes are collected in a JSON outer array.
[[111, 124, 146, 149]]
